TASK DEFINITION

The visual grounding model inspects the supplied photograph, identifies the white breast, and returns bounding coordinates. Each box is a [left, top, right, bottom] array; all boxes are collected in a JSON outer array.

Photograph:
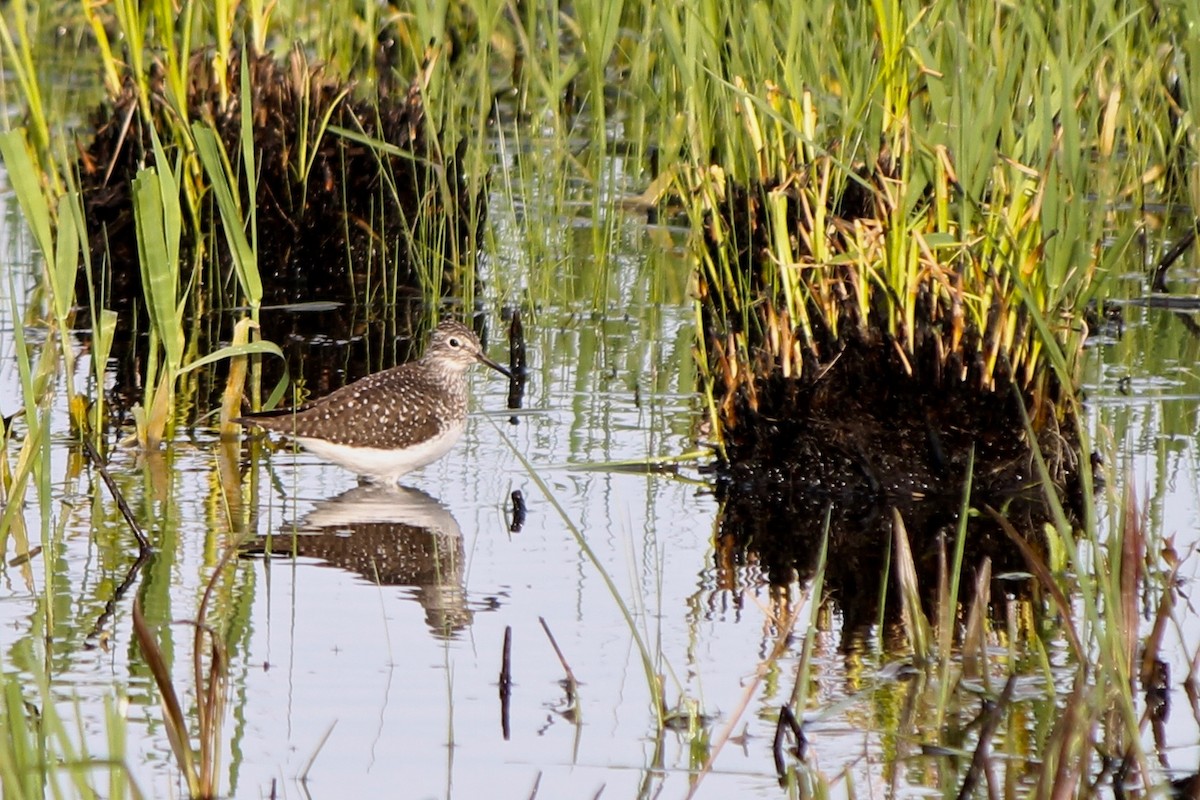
[[296, 418, 467, 483]]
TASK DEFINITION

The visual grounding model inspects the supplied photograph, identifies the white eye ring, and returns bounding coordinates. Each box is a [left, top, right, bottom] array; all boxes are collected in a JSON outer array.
[[448, 337, 462, 348]]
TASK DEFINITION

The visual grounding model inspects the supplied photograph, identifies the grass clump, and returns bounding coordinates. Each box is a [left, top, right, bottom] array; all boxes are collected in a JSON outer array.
[[664, 0, 1174, 471], [78, 48, 482, 312]]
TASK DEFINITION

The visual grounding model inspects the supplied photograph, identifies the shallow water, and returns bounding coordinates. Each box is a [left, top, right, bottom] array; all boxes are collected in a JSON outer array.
[[4, 138, 1200, 800]]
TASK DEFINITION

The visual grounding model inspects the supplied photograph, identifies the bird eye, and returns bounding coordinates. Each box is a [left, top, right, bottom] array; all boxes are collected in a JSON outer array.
[[448, 336, 462, 348]]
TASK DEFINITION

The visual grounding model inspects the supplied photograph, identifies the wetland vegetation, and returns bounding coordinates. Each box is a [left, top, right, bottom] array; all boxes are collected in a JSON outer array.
[[2, 0, 1200, 797]]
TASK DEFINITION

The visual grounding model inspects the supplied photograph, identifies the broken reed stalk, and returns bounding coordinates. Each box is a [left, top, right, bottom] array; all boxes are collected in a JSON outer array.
[[960, 558, 992, 684], [892, 510, 932, 663], [538, 617, 578, 703], [81, 437, 150, 556], [509, 490, 526, 533], [299, 721, 338, 783]]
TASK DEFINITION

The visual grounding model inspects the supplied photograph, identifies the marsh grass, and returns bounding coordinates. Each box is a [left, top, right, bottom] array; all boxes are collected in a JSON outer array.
[[652, 6, 1191, 783], [0, 668, 145, 800], [0, 0, 1195, 796], [665, 0, 1168, 448]]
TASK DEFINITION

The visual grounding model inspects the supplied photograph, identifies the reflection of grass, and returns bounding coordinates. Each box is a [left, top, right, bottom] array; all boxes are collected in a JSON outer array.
[[0, 668, 144, 799], [132, 548, 240, 800], [0, 365, 146, 797]]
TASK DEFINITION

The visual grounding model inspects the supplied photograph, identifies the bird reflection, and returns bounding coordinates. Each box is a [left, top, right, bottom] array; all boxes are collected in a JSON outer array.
[[252, 484, 472, 637]]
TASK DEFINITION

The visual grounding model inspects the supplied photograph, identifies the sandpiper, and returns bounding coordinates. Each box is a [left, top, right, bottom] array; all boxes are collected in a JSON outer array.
[[236, 320, 511, 483]]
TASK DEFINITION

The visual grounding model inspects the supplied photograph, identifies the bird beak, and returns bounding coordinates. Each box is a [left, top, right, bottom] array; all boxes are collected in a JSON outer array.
[[477, 352, 513, 379]]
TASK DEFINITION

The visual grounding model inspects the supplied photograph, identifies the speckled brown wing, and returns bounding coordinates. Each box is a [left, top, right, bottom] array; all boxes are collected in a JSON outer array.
[[236, 362, 455, 449]]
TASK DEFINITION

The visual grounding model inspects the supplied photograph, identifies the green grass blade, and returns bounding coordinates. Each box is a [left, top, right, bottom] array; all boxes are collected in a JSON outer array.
[[192, 123, 262, 308], [176, 341, 285, 375], [132, 167, 184, 374], [0, 130, 54, 266], [51, 191, 81, 324], [239, 51, 260, 281]]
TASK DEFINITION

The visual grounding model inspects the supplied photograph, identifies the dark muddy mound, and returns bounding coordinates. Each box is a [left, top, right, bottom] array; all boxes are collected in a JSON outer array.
[[702, 332, 1077, 631]]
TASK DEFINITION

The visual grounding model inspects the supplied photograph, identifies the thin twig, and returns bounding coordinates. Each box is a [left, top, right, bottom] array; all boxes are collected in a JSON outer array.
[[772, 704, 807, 780], [1152, 222, 1197, 292], [82, 436, 151, 555], [84, 546, 150, 647], [526, 771, 542, 800], [538, 617, 579, 701], [955, 675, 1016, 800], [81, 436, 153, 645], [300, 720, 338, 783]]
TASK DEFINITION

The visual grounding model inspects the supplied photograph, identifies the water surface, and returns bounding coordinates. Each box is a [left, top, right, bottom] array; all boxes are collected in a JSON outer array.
[[3, 131, 1200, 800]]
